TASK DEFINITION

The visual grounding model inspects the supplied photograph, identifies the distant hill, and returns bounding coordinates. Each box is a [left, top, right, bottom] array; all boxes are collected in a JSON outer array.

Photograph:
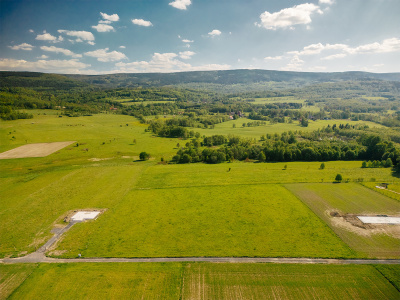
[[65, 69, 400, 89], [0, 71, 89, 91], [1, 70, 400, 92]]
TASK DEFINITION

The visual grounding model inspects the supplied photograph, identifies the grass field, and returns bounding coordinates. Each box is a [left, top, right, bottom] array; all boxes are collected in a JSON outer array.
[[285, 183, 400, 258], [0, 164, 146, 258], [0, 264, 38, 300], [54, 184, 353, 258], [4, 263, 182, 300], [362, 182, 400, 202], [1, 160, 398, 258], [2, 263, 399, 300], [182, 263, 400, 300], [194, 119, 384, 138]]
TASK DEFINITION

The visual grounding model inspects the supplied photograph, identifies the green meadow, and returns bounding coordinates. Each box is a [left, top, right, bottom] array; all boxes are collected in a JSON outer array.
[[285, 183, 400, 258], [54, 184, 353, 258], [1, 113, 399, 259], [2, 263, 399, 300], [194, 118, 384, 138]]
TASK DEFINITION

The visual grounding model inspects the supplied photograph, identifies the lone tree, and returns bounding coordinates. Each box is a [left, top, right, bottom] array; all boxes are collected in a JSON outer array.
[[139, 152, 150, 161], [320, 162, 325, 170], [335, 174, 343, 182]]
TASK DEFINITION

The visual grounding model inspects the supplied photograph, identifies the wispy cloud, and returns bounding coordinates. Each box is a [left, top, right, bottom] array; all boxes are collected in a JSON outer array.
[[85, 48, 127, 62], [9, 43, 34, 51], [264, 56, 283, 61], [40, 46, 82, 58], [169, 0, 191, 10], [256, 3, 323, 30], [132, 19, 153, 27]]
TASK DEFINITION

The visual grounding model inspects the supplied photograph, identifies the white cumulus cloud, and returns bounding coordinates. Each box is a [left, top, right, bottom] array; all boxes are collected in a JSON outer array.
[[85, 48, 127, 62], [169, 0, 191, 10], [179, 51, 196, 59], [9, 43, 34, 51], [319, 0, 334, 5], [36, 31, 62, 43], [132, 19, 153, 27], [92, 24, 114, 32], [257, 3, 323, 30], [0, 58, 90, 74], [208, 29, 221, 37], [115, 52, 229, 73], [40, 46, 82, 58], [58, 30, 95, 43], [100, 12, 119, 22]]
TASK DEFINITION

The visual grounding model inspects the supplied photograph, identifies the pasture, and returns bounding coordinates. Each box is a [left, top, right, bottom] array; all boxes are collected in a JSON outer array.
[[54, 184, 353, 258], [194, 119, 385, 138], [2, 263, 399, 300], [285, 183, 400, 258]]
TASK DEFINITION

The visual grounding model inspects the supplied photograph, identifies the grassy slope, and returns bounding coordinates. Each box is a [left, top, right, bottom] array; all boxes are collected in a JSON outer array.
[[54, 184, 353, 258], [3, 263, 399, 300], [285, 183, 400, 258]]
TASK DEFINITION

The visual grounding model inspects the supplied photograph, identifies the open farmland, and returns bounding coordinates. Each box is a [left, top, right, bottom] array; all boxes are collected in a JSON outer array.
[[285, 183, 400, 258], [0, 264, 38, 300], [181, 263, 400, 300], [194, 119, 384, 138], [2, 263, 399, 300], [53, 184, 353, 258]]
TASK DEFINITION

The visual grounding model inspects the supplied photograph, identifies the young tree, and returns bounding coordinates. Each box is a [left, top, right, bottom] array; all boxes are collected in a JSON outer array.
[[320, 162, 325, 170], [335, 174, 343, 182], [139, 152, 150, 161], [361, 161, 367, 168]]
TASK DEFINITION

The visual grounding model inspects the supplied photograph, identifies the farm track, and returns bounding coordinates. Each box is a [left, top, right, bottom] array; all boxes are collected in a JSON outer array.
[[2, 253, 400, 265]]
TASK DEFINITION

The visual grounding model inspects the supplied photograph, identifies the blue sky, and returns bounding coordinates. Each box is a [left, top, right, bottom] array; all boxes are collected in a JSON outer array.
[[1, 0, 399, 74]]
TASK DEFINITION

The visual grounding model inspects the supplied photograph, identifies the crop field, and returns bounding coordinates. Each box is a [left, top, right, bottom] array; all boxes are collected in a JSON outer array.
[[54, 184, 353, 258], [285, 183, 400, 258], [2, 263, 399, 300], [3, 263, 183, 300], [0, 264, 38, 300], [194, 119, 384, 138], [181, 263, 400, 300]]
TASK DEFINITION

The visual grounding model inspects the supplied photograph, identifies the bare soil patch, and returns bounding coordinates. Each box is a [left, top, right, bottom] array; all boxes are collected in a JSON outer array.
[[0, 141, 76, 159], [328, 210, 400, 238]]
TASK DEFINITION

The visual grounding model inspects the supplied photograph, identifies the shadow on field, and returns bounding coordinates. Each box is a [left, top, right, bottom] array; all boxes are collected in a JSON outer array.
[[391, 169, 400, 179]]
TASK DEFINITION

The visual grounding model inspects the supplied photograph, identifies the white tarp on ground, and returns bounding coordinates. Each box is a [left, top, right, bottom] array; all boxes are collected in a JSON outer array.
[[358, 216, 400, 224], [71, 211, 100, 222]]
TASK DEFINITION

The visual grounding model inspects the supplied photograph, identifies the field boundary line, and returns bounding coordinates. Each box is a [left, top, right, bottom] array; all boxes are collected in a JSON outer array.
[[2, 256, 400, 265]]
